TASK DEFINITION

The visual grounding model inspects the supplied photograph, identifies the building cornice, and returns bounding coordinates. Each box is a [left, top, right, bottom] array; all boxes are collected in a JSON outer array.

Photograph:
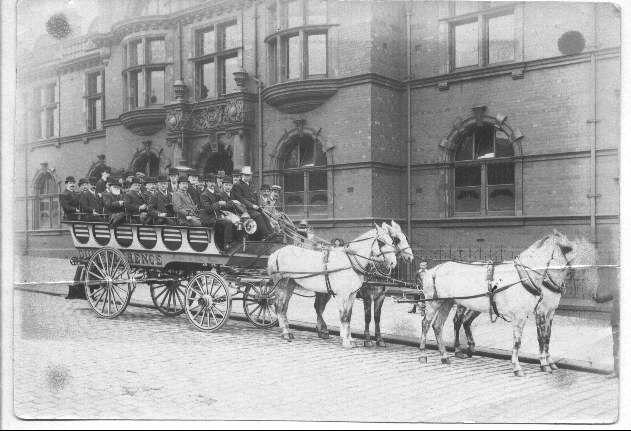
[[28, 130, 106, 151], [263, 148, 618, 174], [408, 47, 620, 90], [89, 0, 254, 47]]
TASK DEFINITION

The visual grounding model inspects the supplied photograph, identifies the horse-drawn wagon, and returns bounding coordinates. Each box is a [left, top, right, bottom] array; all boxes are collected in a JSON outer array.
[[64, 217, 286, 332]]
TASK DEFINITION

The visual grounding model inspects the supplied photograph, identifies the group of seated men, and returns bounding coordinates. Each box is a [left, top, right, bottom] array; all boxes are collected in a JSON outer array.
[[60, 166, 282, 250]]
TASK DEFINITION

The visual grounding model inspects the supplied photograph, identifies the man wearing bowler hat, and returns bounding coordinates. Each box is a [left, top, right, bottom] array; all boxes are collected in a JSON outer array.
[[124, 177, 150, 223], [95, 167, 111, 197], [146, 175, 173, 225], [231, 166, 271, 239], [102, 177, 126, 227], [168, 167, 179, 194], [60, 176, 81, 220], [79, 177, 102, 221], [172, 175, 202, 226]]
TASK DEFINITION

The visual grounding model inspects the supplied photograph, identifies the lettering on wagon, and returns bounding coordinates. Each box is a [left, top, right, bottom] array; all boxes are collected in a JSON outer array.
[[72, 249, 162, 267]]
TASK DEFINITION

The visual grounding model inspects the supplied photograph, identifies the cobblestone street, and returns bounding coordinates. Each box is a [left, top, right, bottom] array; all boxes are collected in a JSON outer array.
[[13, 288, 618, 423]]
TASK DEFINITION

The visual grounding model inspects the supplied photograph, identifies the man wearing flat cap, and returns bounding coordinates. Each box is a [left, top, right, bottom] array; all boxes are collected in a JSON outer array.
[[231, 166, 271, 239], [60, 176, 81, 220], [172, 176, 202, 226], [79, 177, 102, 221], [124, 177, 150, 224], [102, 177, 126, 227]]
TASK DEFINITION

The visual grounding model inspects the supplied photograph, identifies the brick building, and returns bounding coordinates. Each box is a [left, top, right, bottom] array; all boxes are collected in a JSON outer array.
[[14, 0, 620, 308]]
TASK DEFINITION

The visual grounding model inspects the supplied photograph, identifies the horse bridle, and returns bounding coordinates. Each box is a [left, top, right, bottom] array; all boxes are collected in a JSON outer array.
[[345, 230, 397, 277], [515, 236, 573, 295]]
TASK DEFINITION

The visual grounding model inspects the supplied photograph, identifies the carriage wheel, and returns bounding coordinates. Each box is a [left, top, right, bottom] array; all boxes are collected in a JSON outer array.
[[150, 275, 186, 317], [83, 247, 133, 318], [242, 281, 278, 328], [184, 272, 232, 331]]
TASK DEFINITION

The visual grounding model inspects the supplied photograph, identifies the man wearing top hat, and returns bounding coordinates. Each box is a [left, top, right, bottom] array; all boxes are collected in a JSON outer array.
[[124, 177, 150, 223], [231, 166, 271, 239], [60, 176, 81, 220], [102, 177, 126, 227], [79, 177, 103, 221], [172, 175, 202, 226]]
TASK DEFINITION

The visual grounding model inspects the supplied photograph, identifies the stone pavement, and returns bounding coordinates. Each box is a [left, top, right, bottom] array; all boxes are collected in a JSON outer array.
[[15, 256, 615, 371], [13, 289, 618, 422]]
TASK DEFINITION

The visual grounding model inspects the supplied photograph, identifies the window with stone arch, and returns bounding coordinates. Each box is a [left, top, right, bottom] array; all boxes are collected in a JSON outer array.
[[280, 134, 328, 218], [34, 172, 60, 230], [452, 123, 516, 215]]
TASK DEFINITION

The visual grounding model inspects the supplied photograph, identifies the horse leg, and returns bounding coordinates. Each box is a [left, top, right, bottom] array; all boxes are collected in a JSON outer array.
[[535, 311, 550, 372], [338, 292, 357, 348], [511, 317, 527, 376], [453, 305, 467, 359], [314, 292, 331, 339], [463, 310, 481, 357], [273, 279, 294, 341], [373, 287, 387, 347], [545, 309, 558, 371], [418, 303, 437, 363], [362, 289, 373, 347], [433, 302, 453, 364]]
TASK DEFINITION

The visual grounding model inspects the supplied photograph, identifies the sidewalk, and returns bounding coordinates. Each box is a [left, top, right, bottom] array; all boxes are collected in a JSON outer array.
[[14, 256, 615, 372]]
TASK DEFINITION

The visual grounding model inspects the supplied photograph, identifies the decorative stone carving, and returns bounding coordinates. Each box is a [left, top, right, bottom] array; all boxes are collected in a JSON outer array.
[[165, 96, 254, 133]]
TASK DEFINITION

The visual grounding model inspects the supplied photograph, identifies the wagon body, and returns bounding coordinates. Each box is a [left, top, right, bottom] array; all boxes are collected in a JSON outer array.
[[65, 219, 286, 330]]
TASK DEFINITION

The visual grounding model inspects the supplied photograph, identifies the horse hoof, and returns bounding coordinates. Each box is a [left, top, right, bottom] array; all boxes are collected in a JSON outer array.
[[317, 331, 330, 339], [455, 351, 469, 360], [441, 357, 451, 365], [549, 362, 559, 371], [418, 355, 428, 364], [281, 333, 294, 342], [363, 340, 374, 347], [541, 365, 553, 373], [514, 370, 525, 377], [376, 340, 387, 348]]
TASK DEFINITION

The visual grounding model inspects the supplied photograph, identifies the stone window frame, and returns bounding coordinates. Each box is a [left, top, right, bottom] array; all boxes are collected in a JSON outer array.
[[440, 107, 524, 218], [85, 68, 105, 132], [32, 82, 58, 140], [270, 121, 333, 219], [122, 34, 170, 110], [190, 18, 242, 100], [266, 0, 330, 84], [438, 2, 524, 74], [32, 165, 61, 231]]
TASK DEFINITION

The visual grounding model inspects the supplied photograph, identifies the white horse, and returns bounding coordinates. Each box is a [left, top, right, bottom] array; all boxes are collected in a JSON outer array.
[[418, 230, 576, 376], [314, 220, 414, 345], [268, 224, 399, 348]]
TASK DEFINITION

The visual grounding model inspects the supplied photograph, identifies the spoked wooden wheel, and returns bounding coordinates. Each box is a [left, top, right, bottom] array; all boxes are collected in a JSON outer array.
[[185, 272, 232, 331], [242, 281, 278, 328], [150, 276, 186, 316], [83, 247, 133, 318]]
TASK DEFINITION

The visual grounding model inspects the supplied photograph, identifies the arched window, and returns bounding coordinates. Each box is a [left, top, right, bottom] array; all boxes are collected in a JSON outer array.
[[34, 173, 60, 230], [281, 134, 328, 217], [453, 124, 514, 215]]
